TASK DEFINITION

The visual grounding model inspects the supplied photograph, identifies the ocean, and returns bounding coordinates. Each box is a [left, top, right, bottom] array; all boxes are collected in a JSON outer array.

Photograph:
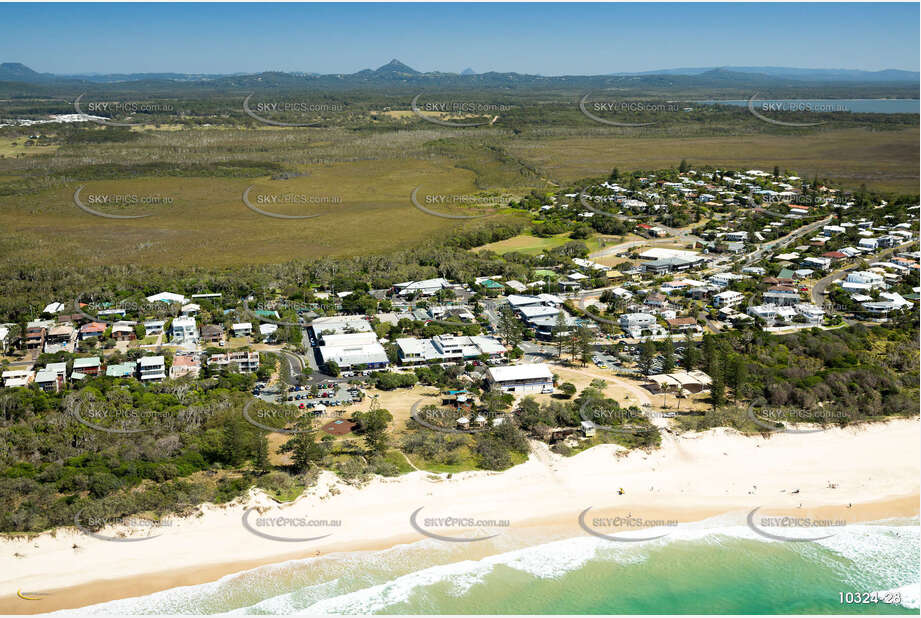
[[52, 517, 919, 615]]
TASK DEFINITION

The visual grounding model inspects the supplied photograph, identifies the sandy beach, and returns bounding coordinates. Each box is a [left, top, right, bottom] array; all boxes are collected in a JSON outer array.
[[1, 417, 918, 614]]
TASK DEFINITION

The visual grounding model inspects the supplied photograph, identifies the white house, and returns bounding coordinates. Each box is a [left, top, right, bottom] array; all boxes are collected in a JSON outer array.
[[231, 322, 253, 337], [486, 364, 554, 394], [144, 320, 165, 337], [747, 304, 797, 324], [794, 303, 825, 325], [846, 271, 886, 289], [146, 292, 187, 304], [170, 317, 199, 343], [712, 290, 744, 308], [138, 356, 166, 381]]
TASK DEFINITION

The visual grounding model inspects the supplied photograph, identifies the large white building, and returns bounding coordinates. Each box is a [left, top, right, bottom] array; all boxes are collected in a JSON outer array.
[[486, 364, 554, 394], [318, 331, 389, 370], [396, 335, 506, 365], [311, 315, 373, 337], [393, 278, 454, 297]]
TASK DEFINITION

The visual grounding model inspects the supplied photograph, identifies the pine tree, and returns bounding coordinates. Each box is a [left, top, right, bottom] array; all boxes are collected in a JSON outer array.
[[663, 336, 675, 373], [253, 433, 270, 475], [282, 421, 321, 473], [221, 418, 247, 467], [683, 330, 699, 369], [710, 363, 726, 410], [552, 312, 568, 359]]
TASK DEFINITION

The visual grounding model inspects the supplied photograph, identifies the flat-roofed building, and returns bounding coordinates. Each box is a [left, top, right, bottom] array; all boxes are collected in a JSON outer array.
[[318, 332, 388, 370], [486, 363, 554, 394], [311, 315, 373, 337], [395, 335, 506, 365], [138, 355, 166, 381]]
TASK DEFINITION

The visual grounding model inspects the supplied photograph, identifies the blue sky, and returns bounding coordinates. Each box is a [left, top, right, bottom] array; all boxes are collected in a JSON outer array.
[[1, 3, 917, 75]]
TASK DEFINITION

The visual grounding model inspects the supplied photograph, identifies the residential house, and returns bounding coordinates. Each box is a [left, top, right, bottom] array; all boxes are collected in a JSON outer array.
[[665, 317, 700, 333], [170, 316, 199, 343], [169, 352, 201, 379], [763, 286, 800, 307], [72, 356, 102, 377], [231, 322, 253, 338], [712, 290, 744, 309], [144, 320, 165, 337], [79, 322, 106, 340], [208, 351, 260, 373], [747, 304, 797, 325], [138, 355, 167, 381], [111, 321, 138, 341], [201, 324, 225, 344]]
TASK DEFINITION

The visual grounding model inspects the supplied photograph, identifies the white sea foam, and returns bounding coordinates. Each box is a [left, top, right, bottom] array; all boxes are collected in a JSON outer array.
[[51, 518, 920, 615]]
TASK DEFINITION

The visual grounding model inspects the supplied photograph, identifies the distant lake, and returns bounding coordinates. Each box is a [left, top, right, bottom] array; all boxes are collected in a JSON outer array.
[[696, 99, 919, 114]]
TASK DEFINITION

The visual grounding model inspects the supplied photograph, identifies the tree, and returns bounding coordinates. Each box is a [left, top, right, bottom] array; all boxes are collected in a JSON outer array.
[[726, 354, 747, 402], [326, 360, 340, 377], [576, 327, 594, 366], [608, 167, 620, 182], [221, 418, 248, 467], [559, 382, 577, 398], [253, 433, 270, 475], [282, 421, 322, 473], [639, 340, 657, 375], [702, 334, 717, 373], [663, 336, 675, 373], [552, 312, 568, 359], [497, 305, 523, 348], [679, 159, 689, 173], [683, 331, 699, 369], [353, 406, 393, 454], [710, 363, 726, 410], [773, 165, 780, 178]]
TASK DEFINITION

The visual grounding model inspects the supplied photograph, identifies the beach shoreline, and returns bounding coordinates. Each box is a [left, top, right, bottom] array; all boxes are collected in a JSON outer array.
[[1, 418, 918, 614]]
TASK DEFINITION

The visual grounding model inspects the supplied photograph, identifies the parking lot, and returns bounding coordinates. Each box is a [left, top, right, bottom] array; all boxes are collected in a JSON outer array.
[[283, 382, 363, 410]]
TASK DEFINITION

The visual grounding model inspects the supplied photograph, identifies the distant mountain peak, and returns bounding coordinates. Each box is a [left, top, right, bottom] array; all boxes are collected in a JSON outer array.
[[461, 67, 476, 76], [375, 59, 419, 74], [0, 62, 39, 75]]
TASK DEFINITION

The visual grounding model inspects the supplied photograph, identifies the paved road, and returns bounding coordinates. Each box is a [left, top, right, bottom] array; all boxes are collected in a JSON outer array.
[[811, 241, 917, 308], [740, 215, 834, 267]]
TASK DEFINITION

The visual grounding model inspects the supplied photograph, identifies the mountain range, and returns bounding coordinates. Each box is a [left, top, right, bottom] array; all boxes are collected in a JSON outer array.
[[1, 60, 916, 85]]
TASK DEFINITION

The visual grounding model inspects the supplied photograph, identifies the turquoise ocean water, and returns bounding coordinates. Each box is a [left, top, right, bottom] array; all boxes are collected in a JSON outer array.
[[52, 517, 919, 615]]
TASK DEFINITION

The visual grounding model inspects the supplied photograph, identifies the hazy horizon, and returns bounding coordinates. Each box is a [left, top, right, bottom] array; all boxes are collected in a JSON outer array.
[[0, 3, 917, 75]]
